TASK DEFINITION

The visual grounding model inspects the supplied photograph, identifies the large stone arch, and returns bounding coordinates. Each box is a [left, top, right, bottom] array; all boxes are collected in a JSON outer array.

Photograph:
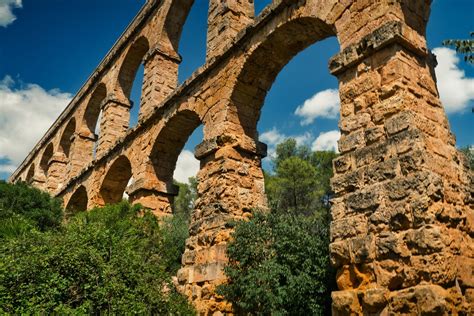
[[25, 164, 35, 184], [82, 83, 107, 136], [39, 143, 54, 177], [118, 36, 150, 100], [159, 0, 195, 55], [59, 118, 76, 158], [150, 109, 201, 184], [231, 16, 335, 139], [65, 185, 88, 214], [99, 155, 133, 205]]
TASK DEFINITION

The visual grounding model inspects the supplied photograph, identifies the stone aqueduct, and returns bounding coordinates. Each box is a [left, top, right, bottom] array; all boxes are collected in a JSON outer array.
[[9, 0, 473, 314]]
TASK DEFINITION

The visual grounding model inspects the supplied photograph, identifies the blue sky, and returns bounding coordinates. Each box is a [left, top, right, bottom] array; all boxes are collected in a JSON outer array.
[[0, 0, 473, 182]]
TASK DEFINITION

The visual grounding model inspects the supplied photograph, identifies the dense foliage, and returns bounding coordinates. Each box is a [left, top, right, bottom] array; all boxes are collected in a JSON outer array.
[[0, 184, 194, 315], [218, 139, 337, 315], [218, 212, 333, 315], [266, 139, 337, 218], [0, 181, 63, 239]]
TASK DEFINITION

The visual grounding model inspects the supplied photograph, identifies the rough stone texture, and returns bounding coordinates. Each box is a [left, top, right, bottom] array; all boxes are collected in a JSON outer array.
[[9, 0, 473, 314]]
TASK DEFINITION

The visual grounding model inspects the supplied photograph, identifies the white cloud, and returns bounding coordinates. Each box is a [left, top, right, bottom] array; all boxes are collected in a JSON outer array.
[[433, 47, 474, 113], [311, 130, 341, 153], [174, 150, 199, 184], [259, 127, 285, 147], [0, 76, 72, 174], [295, 89, 340, 125], [0, 0, 22, 27]]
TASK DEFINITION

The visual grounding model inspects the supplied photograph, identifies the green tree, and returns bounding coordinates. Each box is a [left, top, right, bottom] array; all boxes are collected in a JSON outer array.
[[269, 156, 318, 215], [173, 177, 197, 218], [0, 187, 194, 315], [0, 181, 63, 238], [217, 212, 333, 315], [266, 138, 338, 218], [443, 32, 474, 64]]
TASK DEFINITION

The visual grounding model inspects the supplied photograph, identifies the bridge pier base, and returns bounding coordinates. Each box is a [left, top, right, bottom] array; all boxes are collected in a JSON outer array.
[[329, 15, 473, 314]]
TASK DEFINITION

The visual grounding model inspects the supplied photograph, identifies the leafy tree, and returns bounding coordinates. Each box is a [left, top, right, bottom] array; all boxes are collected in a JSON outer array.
[[217, 212, 333, 315], [443, 32, 474, 64], [173, 177, 197, 218], [266, 139, 338, 218], [0, 199, 194, 314], [267, 156, 318, 215], [0, 181, 63, 238]]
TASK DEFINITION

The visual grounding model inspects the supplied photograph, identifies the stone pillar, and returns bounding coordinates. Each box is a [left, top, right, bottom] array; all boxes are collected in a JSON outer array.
[[329, 8, 473, 314], [127, 178, 179, 218], [68, 130, 97, 177], [207, 0, 254, 61], [177, 134, 267, 315], [140, 45, 181, 119], [96, 96, 131, 157], [47, 152, 68, 193]]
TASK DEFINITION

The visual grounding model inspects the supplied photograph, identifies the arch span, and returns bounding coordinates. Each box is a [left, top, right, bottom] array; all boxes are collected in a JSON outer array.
[[231, 16, 335, 139], [150, 109, 201, 184], [60, 118, 76, 158], [66, 186, 88, 214], [40, 143, 54, 176], [99, 155, 133, 205], [118, 36, 150, 99], [82, 83, 107, 135]]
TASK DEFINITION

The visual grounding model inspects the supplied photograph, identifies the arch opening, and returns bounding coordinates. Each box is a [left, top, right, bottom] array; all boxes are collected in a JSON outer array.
[[118, 36, 150, 100], [99, 155, 133, 205], [60, 118, 76, 158], [175, 1, 206, 84], [40, 143, 54, 177], [150, 110, 202, 185], [66, 186, 88, 214], [232, 17, 336, 139], [26, 164, 35, 184], [83, 83, 107, 136]]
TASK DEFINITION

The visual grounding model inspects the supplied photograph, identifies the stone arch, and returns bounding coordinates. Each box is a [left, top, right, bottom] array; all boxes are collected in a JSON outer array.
[[118, 36, 150, 99], [99, 155, 133, 205], [160, 0, 195, 54], [82, 83, 107, 135], [150, 109, 201, 184], [59, 118, 76, 158], [231, 17, 335, 139], [39, 143, 54, 176], [66, 185, 88, 213], [26, 164, 35, 184]]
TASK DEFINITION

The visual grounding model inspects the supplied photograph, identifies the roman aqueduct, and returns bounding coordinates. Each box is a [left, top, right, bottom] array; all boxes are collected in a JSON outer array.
[[9, 0, 473, 314]]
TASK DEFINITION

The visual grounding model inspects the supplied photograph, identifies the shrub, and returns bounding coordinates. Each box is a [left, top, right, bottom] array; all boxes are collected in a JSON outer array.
[[217, 211, 334, 315], [0, 181, 63, 238], [0, 201, 194, 315]]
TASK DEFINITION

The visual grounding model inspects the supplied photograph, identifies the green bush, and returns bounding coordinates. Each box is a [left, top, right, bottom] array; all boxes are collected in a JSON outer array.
[[217, 212, 334, 315], [0, 181, 63, 238], [0, 201, 194, 315]]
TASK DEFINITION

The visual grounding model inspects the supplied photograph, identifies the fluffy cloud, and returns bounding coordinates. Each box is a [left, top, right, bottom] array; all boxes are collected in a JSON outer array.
[[295, 89, 340, 125], [0, 0, 22, 27], [311, 130, 340, 153], [433, 47, 474, 113], [0, 76, 72, 174], [174, 150, 200, 184], [259, 127, 285, 147]]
